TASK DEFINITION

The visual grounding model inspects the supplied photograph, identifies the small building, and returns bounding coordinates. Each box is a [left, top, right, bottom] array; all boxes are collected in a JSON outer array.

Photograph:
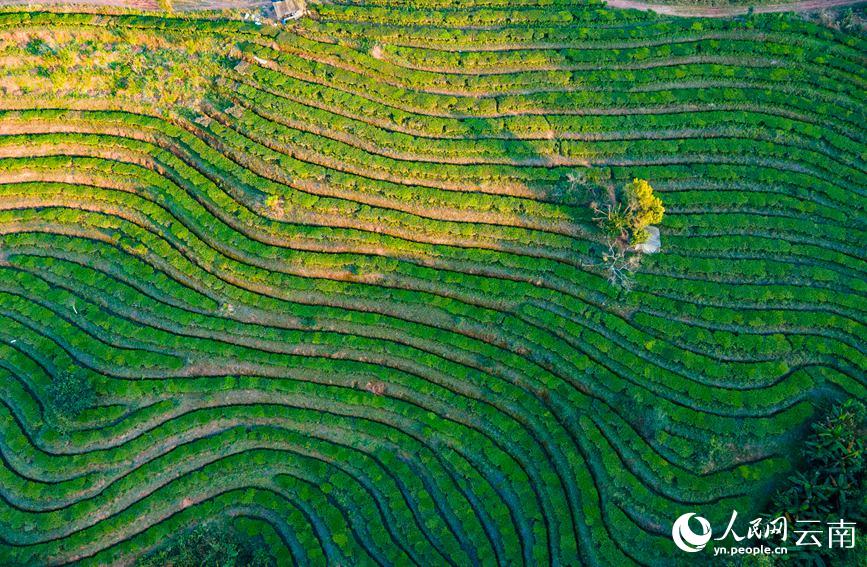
[[272, 0, 305, 22], [635, 225, 661, 254]]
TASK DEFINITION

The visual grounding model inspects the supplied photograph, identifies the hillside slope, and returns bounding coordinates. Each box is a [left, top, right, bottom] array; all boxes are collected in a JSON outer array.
[[0, 3, 864, 565]]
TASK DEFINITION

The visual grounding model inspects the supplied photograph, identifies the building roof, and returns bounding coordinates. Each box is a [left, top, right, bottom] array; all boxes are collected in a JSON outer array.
[[272, 0, 305, 21], [635, 225, 661, 254]]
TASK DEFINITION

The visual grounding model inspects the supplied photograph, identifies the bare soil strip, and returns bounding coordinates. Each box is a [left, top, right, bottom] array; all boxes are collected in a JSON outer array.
[[604, 0, 867, 17], [0, 0, 159, 8], [0, 0, 267, 11], [0, 0, 863, 15]]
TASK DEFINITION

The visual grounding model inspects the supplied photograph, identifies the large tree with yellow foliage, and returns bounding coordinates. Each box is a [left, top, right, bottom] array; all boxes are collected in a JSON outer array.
[[587, 177, 665, 288], [592, 178, 664, 246], [624, 178, 664, 244]]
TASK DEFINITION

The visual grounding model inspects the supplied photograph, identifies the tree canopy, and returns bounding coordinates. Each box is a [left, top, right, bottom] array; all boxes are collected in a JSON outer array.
[[624, 178, 665, 244]]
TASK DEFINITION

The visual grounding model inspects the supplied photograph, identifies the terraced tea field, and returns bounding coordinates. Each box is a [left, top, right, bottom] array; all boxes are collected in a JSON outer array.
[[0, 1, 864, 565]]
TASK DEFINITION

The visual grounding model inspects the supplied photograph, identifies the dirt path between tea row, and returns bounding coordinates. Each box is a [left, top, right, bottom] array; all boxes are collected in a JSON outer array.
[[604, 0, 866, 17], [2, 0, 863, 15], [0, 0, 268, 11]]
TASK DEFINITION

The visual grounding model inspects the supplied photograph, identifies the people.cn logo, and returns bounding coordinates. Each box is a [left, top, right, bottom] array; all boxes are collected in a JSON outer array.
[[672, 513, 713, 552]]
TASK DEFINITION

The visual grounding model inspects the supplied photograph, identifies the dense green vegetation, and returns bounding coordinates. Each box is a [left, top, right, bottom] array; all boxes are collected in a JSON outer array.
[[0, 1, 863, 565], [139, 519, 275, 566], [764, 399, 865, 564]]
